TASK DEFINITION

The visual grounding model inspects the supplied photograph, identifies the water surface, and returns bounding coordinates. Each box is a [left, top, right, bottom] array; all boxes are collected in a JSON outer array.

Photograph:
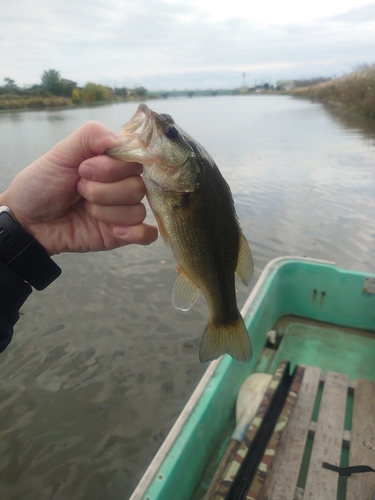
[[0, 96, 374, 499]]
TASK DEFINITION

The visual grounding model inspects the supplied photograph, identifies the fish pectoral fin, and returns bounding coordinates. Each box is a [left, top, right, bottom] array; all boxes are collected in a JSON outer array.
[[172, 269, 200, 311], [199, 316, 252, 363], [236, 230, 254, 286]]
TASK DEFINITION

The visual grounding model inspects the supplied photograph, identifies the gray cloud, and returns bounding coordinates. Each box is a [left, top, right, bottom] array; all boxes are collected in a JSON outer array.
[[1, 0, 374, 89]]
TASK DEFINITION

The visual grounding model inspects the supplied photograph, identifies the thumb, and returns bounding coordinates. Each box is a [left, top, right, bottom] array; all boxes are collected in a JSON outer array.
[[45, 121, 127, 169]]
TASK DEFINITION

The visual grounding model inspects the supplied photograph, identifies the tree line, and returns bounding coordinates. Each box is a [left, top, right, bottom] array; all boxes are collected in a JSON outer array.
[[0, 69, 148, 104]]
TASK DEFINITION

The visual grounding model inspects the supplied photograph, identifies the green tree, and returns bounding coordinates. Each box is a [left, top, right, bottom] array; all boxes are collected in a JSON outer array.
[[0, 78, 20, 95], [71, 88, 82, 104], [80, 83, 112, 102], [41, 69, 60, 91], [115, 87, 129, 97], [133, 86, 147, 97], [41, 69, 72, 96], [4, 78, 17, 90]]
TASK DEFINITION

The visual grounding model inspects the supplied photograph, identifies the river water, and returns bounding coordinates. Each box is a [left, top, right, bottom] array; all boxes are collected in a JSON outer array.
[[0, 96, 374, 499]]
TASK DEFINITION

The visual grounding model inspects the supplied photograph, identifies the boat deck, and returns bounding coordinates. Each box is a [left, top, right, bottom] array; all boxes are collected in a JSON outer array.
[[263, 368, 375, 500], [195, 316, 375, 500], [262, 315, 375, 381]]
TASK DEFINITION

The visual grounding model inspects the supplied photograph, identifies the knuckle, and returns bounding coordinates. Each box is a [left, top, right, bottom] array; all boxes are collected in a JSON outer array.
[[84, 120, 103, 134]]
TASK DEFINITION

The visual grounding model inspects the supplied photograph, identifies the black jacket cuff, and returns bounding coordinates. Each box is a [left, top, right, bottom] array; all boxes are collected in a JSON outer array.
[[0, 260, 32, 352]]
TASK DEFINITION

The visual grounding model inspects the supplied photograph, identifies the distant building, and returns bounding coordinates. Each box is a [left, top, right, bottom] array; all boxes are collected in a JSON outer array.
[[61, 79, 77, 88], [277, 80, 295, 91]]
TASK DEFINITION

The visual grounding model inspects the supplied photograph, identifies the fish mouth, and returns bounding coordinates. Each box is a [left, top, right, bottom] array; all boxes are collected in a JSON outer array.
[[121, 103, 156, 147], [106, 103, 158, 163]]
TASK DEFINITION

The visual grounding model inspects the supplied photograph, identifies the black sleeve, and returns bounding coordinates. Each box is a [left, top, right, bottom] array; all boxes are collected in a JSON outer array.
[[0, 261, 32, 353]]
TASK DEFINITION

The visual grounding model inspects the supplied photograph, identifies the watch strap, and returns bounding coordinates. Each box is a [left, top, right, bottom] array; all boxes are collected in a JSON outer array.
[[0, 209, 61, 290]]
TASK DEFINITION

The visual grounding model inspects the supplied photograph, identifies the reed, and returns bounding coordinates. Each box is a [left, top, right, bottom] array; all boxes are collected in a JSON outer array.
[[292, 65, 375, 118], [0, 94, 72, 110]]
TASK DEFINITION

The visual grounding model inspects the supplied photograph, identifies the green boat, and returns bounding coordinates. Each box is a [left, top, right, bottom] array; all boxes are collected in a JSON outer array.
[[130, 257, 375, 500]]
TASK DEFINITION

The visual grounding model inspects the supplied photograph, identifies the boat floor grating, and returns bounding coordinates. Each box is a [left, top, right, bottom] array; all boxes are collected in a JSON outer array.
[[262, 367, 375, 500]]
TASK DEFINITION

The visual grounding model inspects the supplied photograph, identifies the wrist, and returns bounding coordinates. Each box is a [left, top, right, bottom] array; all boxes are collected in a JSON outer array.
[[0, 206, 61, 290], [0, 192, 56, 256]]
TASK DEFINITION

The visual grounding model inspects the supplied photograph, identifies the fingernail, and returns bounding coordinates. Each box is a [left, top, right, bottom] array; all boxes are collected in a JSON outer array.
[[84, 199, 91, 213], [113, 225, 129, 237], [113, 133, 127, 143], [76, 180, 84, 195], [79, 164, 94, 180]]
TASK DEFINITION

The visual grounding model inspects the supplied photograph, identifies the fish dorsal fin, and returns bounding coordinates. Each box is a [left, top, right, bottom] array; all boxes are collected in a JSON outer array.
[[172, 268, 200, 311], [236, 230, 253, 286]]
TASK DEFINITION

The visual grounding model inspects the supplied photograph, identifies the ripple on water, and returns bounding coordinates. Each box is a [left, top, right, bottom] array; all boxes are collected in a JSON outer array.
[[0, 95, 374, 498]]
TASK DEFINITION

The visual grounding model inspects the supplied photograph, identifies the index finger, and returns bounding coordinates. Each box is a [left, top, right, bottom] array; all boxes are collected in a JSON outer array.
[[79, 155, 143, 183]]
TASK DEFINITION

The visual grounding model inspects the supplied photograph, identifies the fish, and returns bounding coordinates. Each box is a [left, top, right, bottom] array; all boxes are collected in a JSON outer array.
[[106, 103, 253, 363]]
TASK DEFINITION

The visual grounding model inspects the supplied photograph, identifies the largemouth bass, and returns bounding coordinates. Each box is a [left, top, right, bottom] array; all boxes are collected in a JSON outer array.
[[106, 104, 253, 363]]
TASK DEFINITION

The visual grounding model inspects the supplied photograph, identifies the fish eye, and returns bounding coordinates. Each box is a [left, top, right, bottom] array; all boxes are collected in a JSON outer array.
[[165, 124, 179, 140]]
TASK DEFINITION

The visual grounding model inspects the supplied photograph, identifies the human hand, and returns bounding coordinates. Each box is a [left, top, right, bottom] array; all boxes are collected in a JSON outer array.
[[0, 121, 158, 255]]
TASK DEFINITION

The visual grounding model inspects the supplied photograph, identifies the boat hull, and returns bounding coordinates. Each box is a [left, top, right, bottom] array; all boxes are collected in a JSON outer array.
[[130, 256, 375, 500]]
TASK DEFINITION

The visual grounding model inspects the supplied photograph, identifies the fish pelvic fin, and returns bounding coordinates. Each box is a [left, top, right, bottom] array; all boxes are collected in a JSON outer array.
[[199, 315, 252, 363], [236, 230, 253, 286], [172, 269, 200, 311]]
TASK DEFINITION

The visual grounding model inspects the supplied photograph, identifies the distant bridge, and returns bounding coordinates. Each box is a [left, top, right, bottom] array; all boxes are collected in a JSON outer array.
[[146, 89, 237, 99]]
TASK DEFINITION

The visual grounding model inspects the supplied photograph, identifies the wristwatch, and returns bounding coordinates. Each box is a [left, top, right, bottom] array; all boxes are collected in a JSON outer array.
[[0, 206, 61, 290]]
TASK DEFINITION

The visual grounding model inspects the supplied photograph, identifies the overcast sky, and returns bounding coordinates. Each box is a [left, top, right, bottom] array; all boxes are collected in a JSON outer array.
[[1, 0, 375, 90]]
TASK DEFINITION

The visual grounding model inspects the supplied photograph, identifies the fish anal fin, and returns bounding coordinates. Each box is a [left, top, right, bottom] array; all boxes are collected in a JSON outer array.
[[199, 315, 252, 363], [236, 230, 253, 286], [172, 269, 200, 311]]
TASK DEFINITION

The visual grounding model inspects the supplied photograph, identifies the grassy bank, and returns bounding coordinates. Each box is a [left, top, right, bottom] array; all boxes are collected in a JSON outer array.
[[0, 81, 147, 111], [291, 65, 375, 119], [0, 94, 73, 110]]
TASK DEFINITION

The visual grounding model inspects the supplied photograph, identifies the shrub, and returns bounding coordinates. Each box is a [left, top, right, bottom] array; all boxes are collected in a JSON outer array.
[[80, 83, 112, 102]]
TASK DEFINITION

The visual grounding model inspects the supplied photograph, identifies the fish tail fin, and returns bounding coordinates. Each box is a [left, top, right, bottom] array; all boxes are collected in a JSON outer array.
[[199, 316, 252, 363]]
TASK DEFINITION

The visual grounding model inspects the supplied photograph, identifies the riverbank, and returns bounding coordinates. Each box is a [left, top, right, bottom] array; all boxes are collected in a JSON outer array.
[[0, 95, 153, 112], [0, 94, 74, 110], [0, 94, 133, 112], [291, 66, 375, 119]]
